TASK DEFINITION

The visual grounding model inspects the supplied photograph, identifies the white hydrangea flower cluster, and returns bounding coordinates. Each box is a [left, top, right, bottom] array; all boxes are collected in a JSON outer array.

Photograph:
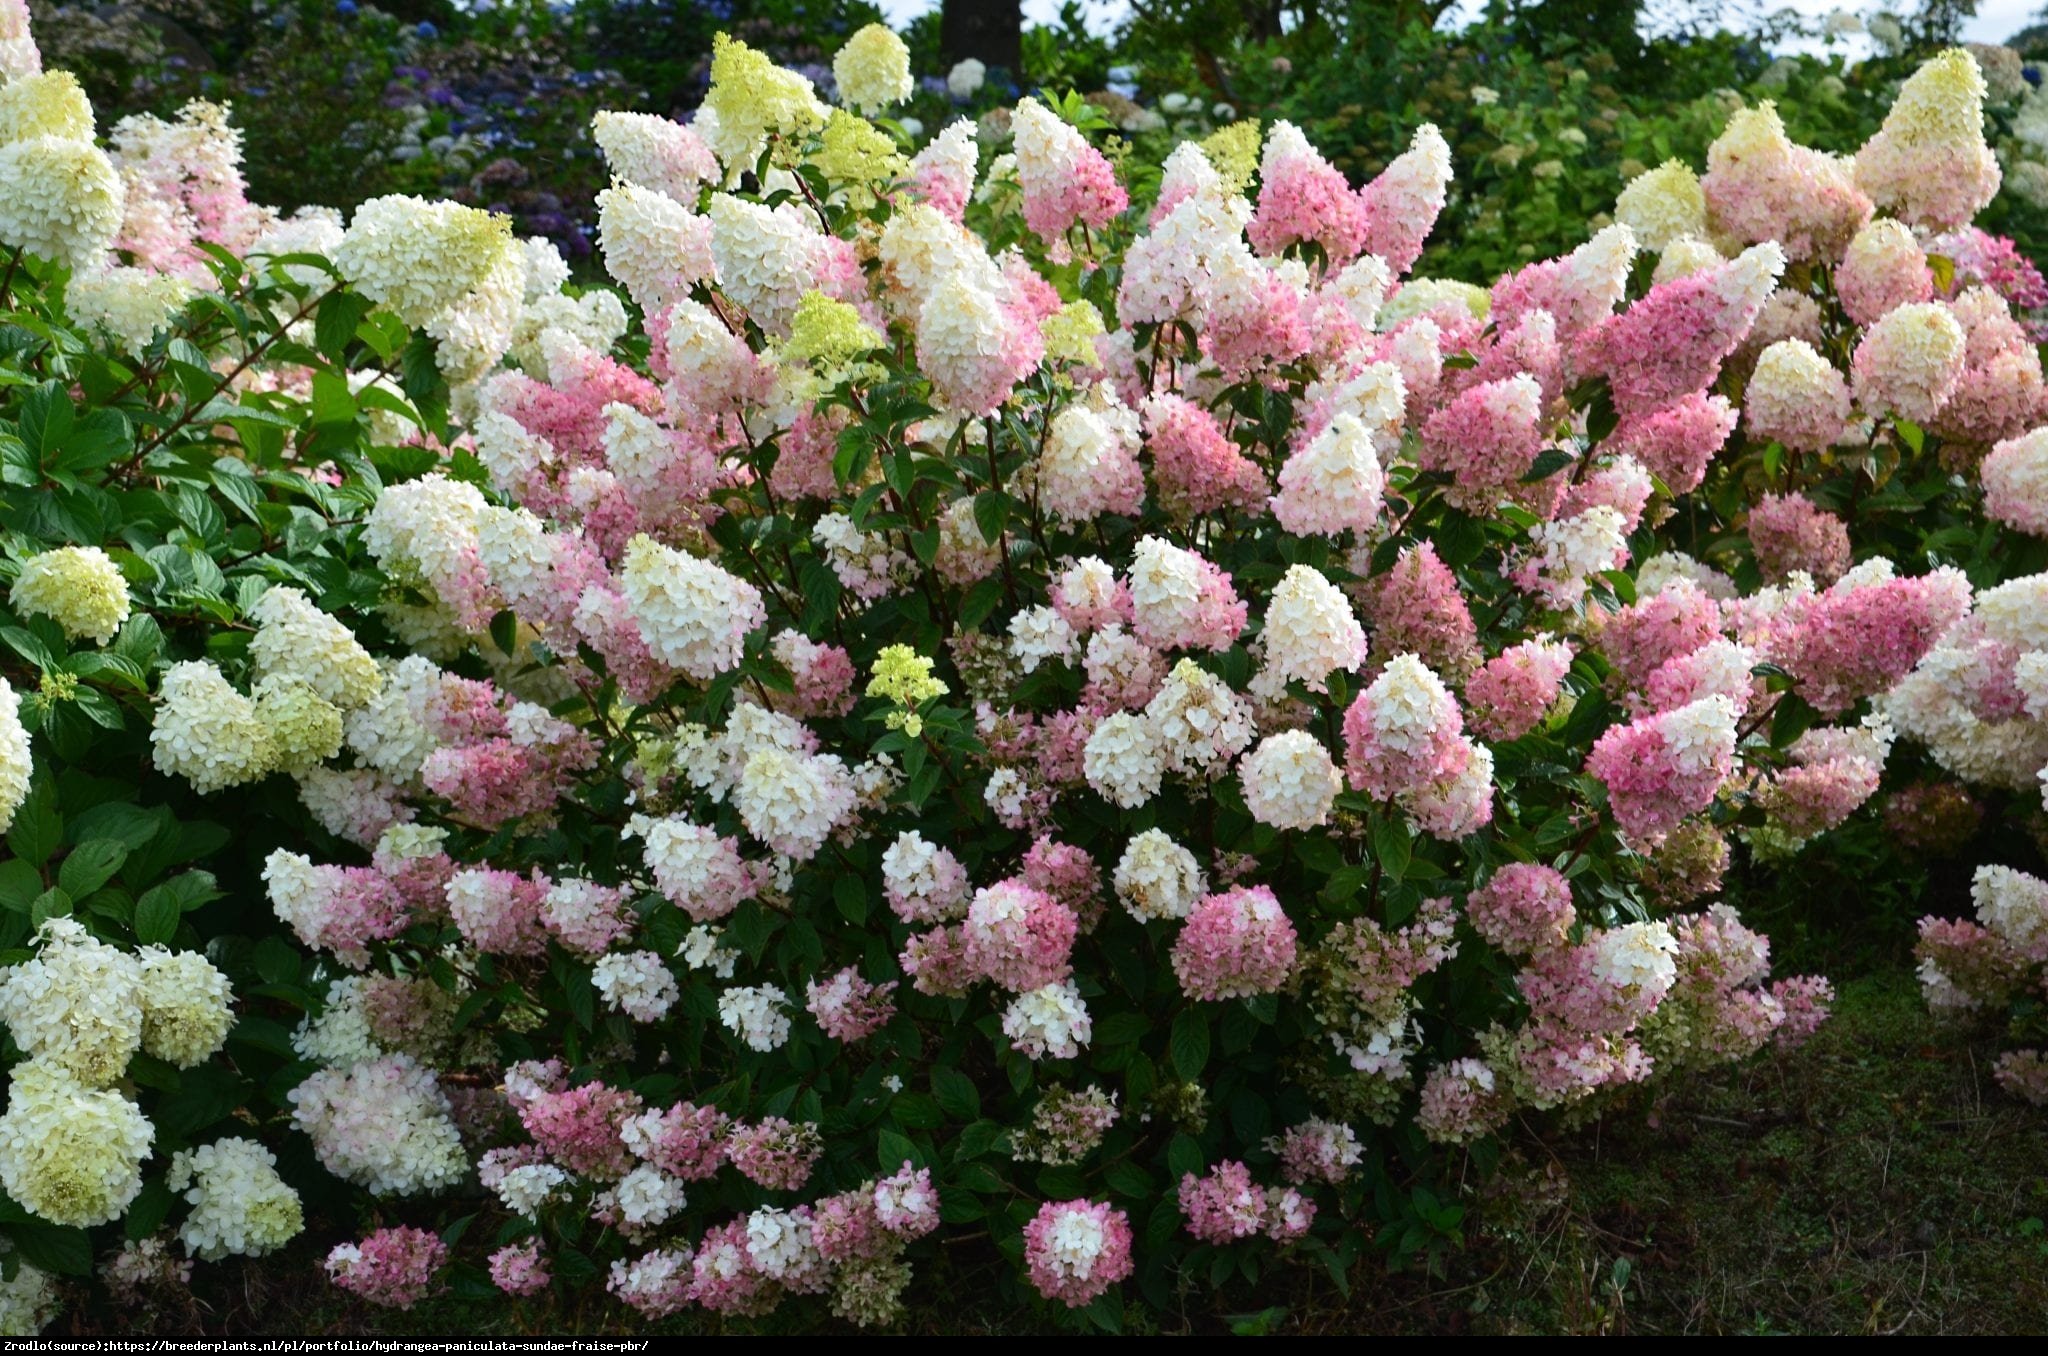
[[63, 264, 191, 350], [619, 534, 766, 682], [718, 984, 793, 1051], [491, 1161, 571, 1218], [292, 975, 384, 1070], [1252, 565, 1367, 700], [1112, 829, 1206, 922], [1590, 921, 1681, 998], [249, 586, 382, 710], [612, 1163, 688, 1231], [166, 1137, 304, 1260], [0, 916, 144, 1085], [0, 1057, 152, 1227], [1239, 730, 1345, 830], [287, 1053, 468, 1196], [1081, 711, 1167, 809], [137, 948, 235, 1069], [9, 544, 131, 644], [1001, 980, 1093, 1059], [150, 660, 275, 793], [0, 1260, 57, 1337], [332, 194, 527, 379], [0, 70, 123, 266], [881, 830, 970, 924], [831, 23, 913, 116], [593, 951, 681, 1023], [0, 676, 29, 836], [596, 181, 715, 315]]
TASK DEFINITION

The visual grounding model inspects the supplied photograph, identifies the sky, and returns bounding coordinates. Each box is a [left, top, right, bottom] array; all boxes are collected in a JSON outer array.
[[876, 0, 2042, 47]]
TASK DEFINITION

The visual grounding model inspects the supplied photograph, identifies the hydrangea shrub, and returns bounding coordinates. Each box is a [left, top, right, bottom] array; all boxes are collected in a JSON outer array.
[[0, 7, 2045, 1335]]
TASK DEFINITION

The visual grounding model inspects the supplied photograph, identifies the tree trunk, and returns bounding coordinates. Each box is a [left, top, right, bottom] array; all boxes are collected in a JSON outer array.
[[941, 0, 1024, 81]]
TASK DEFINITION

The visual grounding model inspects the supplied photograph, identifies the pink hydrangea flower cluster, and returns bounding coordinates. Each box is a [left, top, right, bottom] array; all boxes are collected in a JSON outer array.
[[1022, 1199, 1135, 1308], [326, 1227, 448, 1309]]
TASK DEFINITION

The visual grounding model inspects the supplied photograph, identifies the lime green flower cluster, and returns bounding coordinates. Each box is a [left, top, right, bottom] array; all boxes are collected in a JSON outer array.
[[787, 290, 883, 369], [866, 644, 948, 738]]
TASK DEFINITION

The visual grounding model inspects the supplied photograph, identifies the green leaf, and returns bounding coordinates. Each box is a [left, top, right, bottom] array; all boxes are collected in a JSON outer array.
[[11, 1224, 91, 1276], [932, 1066, 981, 1121], [1370, 816, 1412, 882], [1520, 447, 1575, 484], [973, 489, 1008, 546], [6, 782, 60, 866], [833, 873, 868, 925], [892, 1092, 944, 1129], [57, 839, 127, 898], [1170, 1007, 1210, 1081], [314, 289, 374, 361], [876, 1126, 918, 1169], [1166, 1131, 1204, 1179], [132, 887, 179, 945], [0, 859, 40, 914], [124, 1178, 175, 1241]]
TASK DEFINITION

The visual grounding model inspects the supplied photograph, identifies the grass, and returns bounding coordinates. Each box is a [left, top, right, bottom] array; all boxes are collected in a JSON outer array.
[[87, 968, 2047, 1337]]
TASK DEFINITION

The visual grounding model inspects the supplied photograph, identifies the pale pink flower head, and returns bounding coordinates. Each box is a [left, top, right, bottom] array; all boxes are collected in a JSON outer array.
[[688, 1219, 778, 1316], [489, 1240, 551, 1297], [1758, 756, 1881, 838], [908, 120, 978, 222], [1248, 121, 1367, 265], [1417, 373, 1547, 513], [622, 1101, 730, 1181], [1575, 243, 1784, 416], [1022, 837, 1105, 931], [1465, 636, 1575, 742], [874, 1161, 941, 1240], [1357, 123, 1451, 276], [1023, 1199, 1134, 1308], [962, 880, 1079, 993], [1748, 493, 1850, 585], [1775, 565, 1972, 715], [804, 967, 897, 1042], [1172, 884, 1300, 1001], [1981, 428, 2048, 536], [1700, 102, 1870, 261], [1605, 390, 1738, 495], [1851, 300, 1966, 424], [1360, 542, 1481, 681], [1273, 1120, 1362, 1187], [1273, 411, 1386, 538], [1012, 97, 1128, 253], [1179, 1160, 1266, 1244], [1598, 579, 1724, 693], [1415, 1059, 1509, 1144], [1852, 47, 2001, 230], [1127, 536, 1248, 654], [1561, 456, 1656, 534], [326, 1227, 446, 1309], [445, 867, 550, 957], [1342, 653, 1468, 800], [1932, 288, 2048, 447], [1490, 223, 1638, 344], [1836, 219, 1934, 327], [1744, 339, 1852, 454], [1585, 694, 1739, 841], [725, 1117, 823, 1192], [1468, 862, 1575, 957], [519, 1080, 644, 1180], [1142, 393, 1270, 520]]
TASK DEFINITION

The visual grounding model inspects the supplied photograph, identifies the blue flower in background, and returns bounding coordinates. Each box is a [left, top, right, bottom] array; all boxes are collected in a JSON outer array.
[[416, 21, 438, 38], [336, 0, 357, 15]]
